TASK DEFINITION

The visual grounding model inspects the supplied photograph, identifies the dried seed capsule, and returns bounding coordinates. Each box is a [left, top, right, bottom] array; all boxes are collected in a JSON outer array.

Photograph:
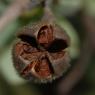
[[12, 8, 70, 83]]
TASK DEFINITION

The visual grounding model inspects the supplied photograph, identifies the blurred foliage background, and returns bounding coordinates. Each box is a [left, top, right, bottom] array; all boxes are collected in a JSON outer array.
[[0, 0, 95, 95]]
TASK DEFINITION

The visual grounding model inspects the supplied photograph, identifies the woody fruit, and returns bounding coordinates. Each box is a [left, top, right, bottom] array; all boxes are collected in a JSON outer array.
[[12, 8, 70, 83]]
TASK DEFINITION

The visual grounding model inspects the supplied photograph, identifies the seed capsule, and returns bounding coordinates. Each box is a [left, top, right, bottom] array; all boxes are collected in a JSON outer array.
[[12, 8, 70, 83]]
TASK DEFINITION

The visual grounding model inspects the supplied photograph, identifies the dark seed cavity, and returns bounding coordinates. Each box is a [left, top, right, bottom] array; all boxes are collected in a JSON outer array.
[[47, 39, 68, 53]]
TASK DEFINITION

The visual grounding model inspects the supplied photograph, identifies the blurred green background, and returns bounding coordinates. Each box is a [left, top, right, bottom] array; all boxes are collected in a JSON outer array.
[[0, 0, 95, 95]]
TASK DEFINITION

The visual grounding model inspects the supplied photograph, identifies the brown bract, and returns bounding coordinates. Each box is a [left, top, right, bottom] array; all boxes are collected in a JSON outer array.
[[12, 19, 70, 83]]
